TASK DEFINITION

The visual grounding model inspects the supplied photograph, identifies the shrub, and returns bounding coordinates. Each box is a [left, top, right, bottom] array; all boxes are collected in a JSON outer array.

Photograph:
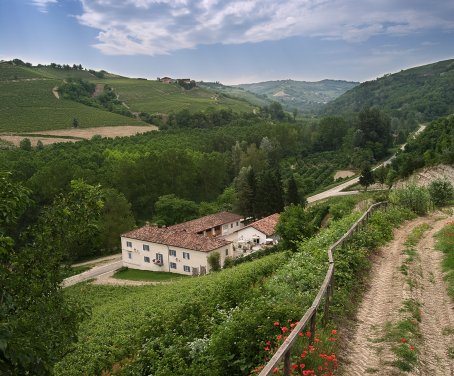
[[207, 252, 221, 271], [428, 178, 454, 207], [389, 184, 432, 215]]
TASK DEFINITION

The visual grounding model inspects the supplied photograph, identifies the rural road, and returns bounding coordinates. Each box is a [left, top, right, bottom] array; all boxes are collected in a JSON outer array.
[[62, 260, 123, 288], [307, 124, 426, 204]]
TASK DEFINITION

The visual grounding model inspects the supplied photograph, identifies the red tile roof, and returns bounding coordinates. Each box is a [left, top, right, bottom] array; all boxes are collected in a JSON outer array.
[[169, 211, 243, 234], [246, 213, 280, 236], [122, 225, 231, 252]]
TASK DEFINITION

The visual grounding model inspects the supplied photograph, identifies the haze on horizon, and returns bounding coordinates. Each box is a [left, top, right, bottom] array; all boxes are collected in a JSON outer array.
[[1, 0, 453, 84]]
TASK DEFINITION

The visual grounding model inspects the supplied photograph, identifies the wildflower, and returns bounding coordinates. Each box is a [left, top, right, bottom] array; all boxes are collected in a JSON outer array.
[[314, 338, 321, 343], [272, 367, 279, 374], [281, 327, 289, 333], [290, 323, 296, 328], [331, 329, 337, 335], [400, 338, 407, 343], [276, 335, 282, 341], [410, 345, 415, 350], [291, 364, 299, 370], [264, 347, 270, 351], [306, 331, 312, 337], [328, 337, 337, 341], [299, 332, 303, 337], [274, 321, 280, 326]]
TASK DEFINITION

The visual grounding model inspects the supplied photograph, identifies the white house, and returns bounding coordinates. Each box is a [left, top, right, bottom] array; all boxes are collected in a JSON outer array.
[[121, 212, 243, 275], [230, 213, 280, 254]]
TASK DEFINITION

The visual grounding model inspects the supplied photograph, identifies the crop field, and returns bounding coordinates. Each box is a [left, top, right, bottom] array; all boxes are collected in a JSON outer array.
[[0, 64, 47, 81], [99, 78, 255, 114], [0, 79, 146, 132]]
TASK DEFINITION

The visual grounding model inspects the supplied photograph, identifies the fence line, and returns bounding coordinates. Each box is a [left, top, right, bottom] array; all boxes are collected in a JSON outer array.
[[258, 201, 388, 376]]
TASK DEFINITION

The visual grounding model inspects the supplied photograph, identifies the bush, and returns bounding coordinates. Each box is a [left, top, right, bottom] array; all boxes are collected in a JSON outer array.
[[428, 178, 454, 207], [389, 184, 432, 215], [207, 252, 221, 271]]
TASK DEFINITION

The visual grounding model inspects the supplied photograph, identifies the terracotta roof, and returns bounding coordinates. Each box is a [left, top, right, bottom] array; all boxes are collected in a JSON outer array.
[[246, 213, 280, 236], [169, 211, 243, 234], [122, 225, 231, 252]]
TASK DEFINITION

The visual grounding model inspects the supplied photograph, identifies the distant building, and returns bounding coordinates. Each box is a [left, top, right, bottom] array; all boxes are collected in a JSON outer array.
[[159, 76, 174, 84]]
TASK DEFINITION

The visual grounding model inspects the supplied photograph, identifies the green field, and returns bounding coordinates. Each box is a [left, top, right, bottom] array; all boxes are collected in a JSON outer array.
[[99, 78, 256, 114], [0, 79, 146, 132]]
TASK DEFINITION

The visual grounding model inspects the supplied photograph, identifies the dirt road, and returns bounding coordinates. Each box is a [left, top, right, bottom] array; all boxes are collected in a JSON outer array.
[[341, 213, 454, 375]]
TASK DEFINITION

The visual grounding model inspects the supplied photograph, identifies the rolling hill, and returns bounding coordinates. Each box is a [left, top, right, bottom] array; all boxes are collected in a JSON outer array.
[[0, 61, 257, 133], [235, 79, 359, 113], [322, 59, 454, 122]]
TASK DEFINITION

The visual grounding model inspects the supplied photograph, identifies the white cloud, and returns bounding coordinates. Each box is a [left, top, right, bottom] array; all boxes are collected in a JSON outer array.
[[31, 0, 57, 13], [75, 0, 454, 55]]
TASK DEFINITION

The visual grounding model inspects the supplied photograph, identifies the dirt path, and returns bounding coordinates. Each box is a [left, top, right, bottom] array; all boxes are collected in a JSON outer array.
[[341, 213, 454, 375]]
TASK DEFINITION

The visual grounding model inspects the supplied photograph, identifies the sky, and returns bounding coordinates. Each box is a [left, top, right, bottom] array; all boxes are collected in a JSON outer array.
[[0, 0, 453, 84]]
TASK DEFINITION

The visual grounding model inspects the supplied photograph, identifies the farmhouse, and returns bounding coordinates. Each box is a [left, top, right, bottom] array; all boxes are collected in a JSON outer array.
[[227, 213, 280, 254], [121, 212, 243, 275], [159, 76, 174, 84]]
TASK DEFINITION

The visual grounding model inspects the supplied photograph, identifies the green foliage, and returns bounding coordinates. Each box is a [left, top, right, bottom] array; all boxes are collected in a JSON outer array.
[[19, 138, 32, 151], [435, 222, 454, 299], [0, 79, 144, 132], [324, 59, 454, 122], [207, 252, 221, 272], [428, 178, 454, 207], [389, 184, 432, 215], [359, 165, 375, 190], [54, 254, 287, 375], [113, 268, 187, 281], [152, 194, 199, 226], [393, 115, 454, 177], [0, 176, 97, 375]]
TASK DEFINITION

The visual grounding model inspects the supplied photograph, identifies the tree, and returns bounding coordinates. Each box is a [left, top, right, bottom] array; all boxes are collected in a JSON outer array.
[[359, 165, 374, 191], [235, 167, 257, 219], [428, 178, 454, 207], [373, 165, 388, 186], [19, 138, 31, 151], [255, 169, 284, 218], [385, 168, 398, 190], [36, 140, 44, 150], [286, 175, 300, 205], [152, 194, 198, 226], [0, 175, 98, 375], [275, 204, 313, 251], [72, 117, 79, 128], [96, 188, 135, 253], [207, 252, 221, 272]]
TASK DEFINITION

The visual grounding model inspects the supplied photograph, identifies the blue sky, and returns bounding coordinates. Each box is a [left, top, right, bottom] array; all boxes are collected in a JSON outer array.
[[1, 0, 453, 84]]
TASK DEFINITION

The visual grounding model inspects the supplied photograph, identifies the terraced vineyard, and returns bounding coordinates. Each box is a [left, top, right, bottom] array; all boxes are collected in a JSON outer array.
[[0, 79, 146, 132], [99, 78, 255, 114]]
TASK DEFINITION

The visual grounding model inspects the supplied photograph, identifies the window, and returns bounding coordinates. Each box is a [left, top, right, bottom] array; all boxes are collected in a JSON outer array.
[[126, 241, 132, 247], [253, 238, 260, 244], [236, 221, 239, 226], [230, 223, 233, 228], [156, 253, 163, 263], [223, 224, 228, 230], [169, 249, 177, 257], [183, 265, 191, 272], [170, 262, 177, 269], [183, 252, 190, 260], [225, 248, 229, 256], [144, 256, 150, 263], [143, 244, 150, 251], [128, 252, 132, 259]]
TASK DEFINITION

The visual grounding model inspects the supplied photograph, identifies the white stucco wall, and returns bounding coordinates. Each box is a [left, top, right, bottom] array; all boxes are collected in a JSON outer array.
[[121, 237, 233, 275], [221, 220, 244, 236], [236, 227, 267, 245]]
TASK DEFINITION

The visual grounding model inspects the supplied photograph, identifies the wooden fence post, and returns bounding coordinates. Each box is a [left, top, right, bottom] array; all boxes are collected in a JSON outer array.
[[283, 350, 291, 376], [323, 283, 331, 325], [309, 311, 317, 344]]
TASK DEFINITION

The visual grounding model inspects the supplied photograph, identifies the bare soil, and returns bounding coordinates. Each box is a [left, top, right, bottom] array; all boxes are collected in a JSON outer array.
[[341, 213, 454, 375], [0, 125, 158, 146], [334, 170, 356, 180], [28, 125, 157, 139]]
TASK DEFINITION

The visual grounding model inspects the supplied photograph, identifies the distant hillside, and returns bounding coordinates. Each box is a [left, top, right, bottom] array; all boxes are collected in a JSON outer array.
[[322, 59, 454, 122], [236, 79, 359, 113], [0, 60, 256, 132], [198, 81, 272, 108]]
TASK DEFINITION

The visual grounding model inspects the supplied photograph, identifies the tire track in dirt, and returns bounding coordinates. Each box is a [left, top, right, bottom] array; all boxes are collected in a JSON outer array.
[[341, 214, 454, 375], [415, 217, 454, 375]]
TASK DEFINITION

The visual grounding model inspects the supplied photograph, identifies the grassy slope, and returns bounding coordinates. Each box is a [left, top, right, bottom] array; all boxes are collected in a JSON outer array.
[[0, 79, 145, 132], [99, 78, 255, 114], [323, 59, 454, 121], [198, 82, 271, 107], [236, 79, 359, 113]]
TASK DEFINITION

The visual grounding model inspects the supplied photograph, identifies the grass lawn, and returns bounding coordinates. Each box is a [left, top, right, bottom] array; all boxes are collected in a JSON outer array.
[[113, 268, 188, 282], [62, 265, 91, 278]]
